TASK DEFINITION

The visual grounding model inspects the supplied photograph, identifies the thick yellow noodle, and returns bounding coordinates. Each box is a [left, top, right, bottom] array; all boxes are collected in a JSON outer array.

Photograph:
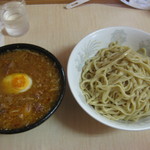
[[80, 42, 150, 121]]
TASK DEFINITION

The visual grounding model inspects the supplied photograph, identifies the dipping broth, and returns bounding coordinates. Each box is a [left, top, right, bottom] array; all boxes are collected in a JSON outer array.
[[0, 50, 61, 130]]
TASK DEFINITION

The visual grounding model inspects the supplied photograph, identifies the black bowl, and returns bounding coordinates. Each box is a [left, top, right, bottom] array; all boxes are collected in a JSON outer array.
[[0, 43, 66, 134]]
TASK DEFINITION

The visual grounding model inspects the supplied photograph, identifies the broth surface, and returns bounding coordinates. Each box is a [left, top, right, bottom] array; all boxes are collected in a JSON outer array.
[[0, 50, 61, 130]]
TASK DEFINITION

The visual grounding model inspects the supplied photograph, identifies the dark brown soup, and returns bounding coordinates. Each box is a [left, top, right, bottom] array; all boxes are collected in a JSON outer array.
[[0, 50, 61, 130]]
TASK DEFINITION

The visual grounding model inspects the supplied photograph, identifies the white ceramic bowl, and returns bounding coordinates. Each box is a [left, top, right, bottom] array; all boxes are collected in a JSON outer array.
[[67, 26, 150, 131]]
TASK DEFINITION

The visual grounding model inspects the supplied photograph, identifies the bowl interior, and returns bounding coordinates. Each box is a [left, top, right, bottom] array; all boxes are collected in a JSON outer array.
[[68, 26, 150, 131], [0, 43, 66, 134]]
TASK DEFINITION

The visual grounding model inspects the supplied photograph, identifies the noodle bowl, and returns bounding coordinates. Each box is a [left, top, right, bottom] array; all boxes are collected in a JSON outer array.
[[68, 26, 150, 130], [80, 42, 150, 122]]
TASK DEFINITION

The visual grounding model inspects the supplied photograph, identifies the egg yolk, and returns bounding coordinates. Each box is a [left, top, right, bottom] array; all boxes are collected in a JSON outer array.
[[1, 73, 32, 94], [12, 75, 26, 89]]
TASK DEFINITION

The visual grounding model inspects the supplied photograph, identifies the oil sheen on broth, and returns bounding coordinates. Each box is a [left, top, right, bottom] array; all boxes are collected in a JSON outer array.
[[0, 50, 61, 130]]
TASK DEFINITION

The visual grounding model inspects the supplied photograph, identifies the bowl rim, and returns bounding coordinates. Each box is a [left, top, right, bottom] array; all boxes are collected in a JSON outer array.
[[67, 26, 150, 131], [0, 43, 66, 134]]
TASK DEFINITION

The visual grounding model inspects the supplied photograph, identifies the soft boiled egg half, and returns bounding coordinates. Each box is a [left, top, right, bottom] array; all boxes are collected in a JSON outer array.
[[2, 73, 32, 94]]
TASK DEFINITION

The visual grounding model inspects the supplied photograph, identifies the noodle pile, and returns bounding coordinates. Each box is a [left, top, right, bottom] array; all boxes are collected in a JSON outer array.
[[80, 42, 150, 121]]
